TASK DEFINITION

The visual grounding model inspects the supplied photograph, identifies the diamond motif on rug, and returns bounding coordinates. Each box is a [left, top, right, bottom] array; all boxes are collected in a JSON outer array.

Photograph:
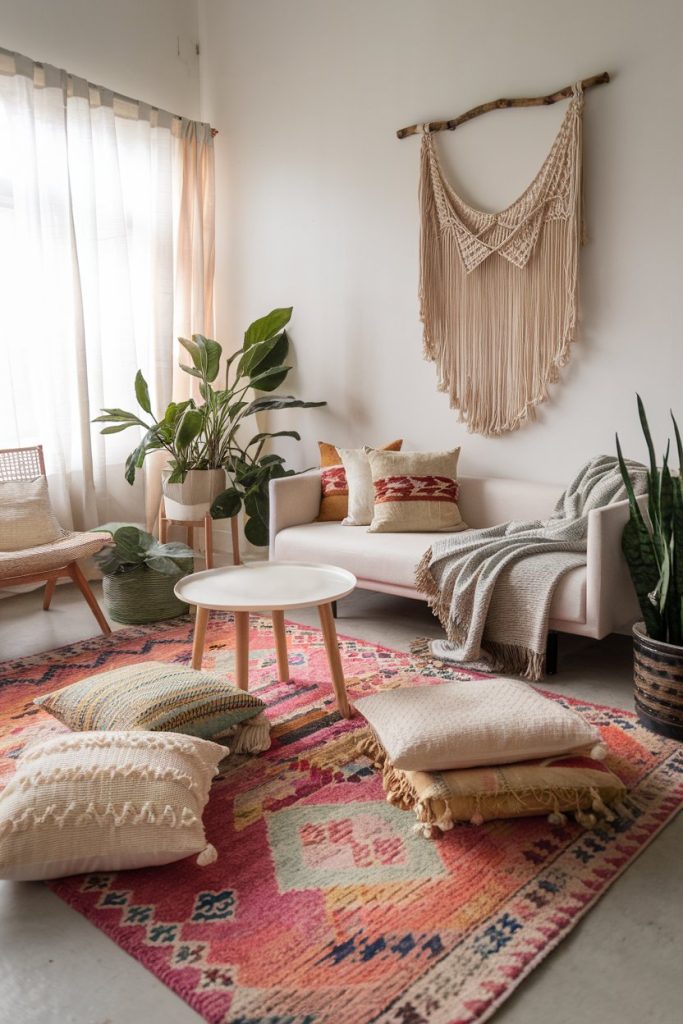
[[268, 801, 445, 891]]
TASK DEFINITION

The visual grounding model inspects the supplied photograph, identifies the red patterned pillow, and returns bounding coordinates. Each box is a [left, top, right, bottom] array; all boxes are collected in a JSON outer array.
[[367, 448, 466, 532]]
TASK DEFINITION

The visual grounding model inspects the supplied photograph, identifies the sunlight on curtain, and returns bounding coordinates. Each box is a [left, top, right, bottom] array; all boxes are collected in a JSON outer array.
[[0, 51, 215, 531]]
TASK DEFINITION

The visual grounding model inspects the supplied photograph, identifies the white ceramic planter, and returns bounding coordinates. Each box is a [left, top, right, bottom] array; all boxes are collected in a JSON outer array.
[[162, 468, 227, 521]]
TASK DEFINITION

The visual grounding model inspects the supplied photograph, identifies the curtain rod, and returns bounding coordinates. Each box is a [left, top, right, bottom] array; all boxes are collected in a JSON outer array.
[[396, 71, 610, 139], [0, 47, 218, 136]]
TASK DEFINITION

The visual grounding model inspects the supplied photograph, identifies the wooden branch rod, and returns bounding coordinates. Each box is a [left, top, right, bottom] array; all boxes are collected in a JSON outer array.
[[396, 72, 610, 139]]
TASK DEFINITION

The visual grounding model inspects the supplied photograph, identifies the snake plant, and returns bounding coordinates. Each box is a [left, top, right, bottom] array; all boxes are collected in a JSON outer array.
[[616, 396, 683, 645]]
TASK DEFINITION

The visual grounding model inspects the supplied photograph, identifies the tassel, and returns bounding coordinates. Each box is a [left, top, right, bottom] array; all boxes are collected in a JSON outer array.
[[548, 811, 568, 826], [591, 742, 607, 760], [231, 713, 271, 755], [196, 843, 217, 866], [469, 811, 484, 826]]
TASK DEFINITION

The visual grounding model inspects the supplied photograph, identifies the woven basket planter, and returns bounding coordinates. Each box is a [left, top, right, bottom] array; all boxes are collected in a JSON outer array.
[[102, 567, 190, 624], [633, 621, 683, 741]]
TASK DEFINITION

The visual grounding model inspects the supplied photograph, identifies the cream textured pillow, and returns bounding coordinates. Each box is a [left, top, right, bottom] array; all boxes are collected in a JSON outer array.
[[0, 731, 225, 880], [338, 446, 376, 526], [0, 477, 63, 551], [367, 448, 466, 533], [355, 678, 604, 771]]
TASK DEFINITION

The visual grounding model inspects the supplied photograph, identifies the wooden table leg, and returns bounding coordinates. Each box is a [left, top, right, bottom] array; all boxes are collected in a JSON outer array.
[[191, 606, 209, 669], [271, 609, 290, 682], [318, 602, 351, 719], [234, 611, 250, 690], [204, 512, 214, 569]]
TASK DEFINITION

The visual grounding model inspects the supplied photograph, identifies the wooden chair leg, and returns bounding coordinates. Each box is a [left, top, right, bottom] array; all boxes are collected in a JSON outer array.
[[186, 525, 194, 549], [43, 578, 57, 610], [318, 602, 351, 719], [67, 562, 111, 635], [231, 515, 241, 566], [271, 609, 290, 682], [204, 513, 214, 569]]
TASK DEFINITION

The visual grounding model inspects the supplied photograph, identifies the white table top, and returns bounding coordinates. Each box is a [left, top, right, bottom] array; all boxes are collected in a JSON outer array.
[[174, 560, 357, 612]]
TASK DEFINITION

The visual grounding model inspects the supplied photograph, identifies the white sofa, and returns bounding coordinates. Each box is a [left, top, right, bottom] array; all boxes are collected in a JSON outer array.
[[269, 470, 644, 641]]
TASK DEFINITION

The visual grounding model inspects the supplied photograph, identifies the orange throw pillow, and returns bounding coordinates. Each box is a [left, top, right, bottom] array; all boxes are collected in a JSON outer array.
[[317, 440, 403, 522]]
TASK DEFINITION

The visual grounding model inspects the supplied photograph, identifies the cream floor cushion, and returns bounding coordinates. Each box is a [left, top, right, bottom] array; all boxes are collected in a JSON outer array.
[[272, 522, 586, 622], [0, 730, 226, 880], [355, 677, 604, 771]]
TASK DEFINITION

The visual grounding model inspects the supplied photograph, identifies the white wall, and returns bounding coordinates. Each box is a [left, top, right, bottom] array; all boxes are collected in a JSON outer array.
[[0, 0, 200, 119], [199, 0, 683, 484]]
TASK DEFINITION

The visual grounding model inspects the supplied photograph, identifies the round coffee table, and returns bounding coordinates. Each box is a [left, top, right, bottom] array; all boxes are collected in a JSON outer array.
[[175, 561, 357, 718]]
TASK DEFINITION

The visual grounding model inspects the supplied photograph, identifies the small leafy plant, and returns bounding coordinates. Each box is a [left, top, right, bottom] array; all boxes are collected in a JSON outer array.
[[616, 396, 683, 645], [93, 308, 325, 546], [93, 524, 194, 577]]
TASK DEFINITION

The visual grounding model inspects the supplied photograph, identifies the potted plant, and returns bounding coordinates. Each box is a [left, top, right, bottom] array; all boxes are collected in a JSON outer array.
[[616, 396, 683, 740], [94, 307, 324, 545], [94, 524, 194, 624]]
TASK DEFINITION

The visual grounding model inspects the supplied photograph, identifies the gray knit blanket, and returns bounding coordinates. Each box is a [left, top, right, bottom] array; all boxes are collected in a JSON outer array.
[[415, 455, 648, 680]]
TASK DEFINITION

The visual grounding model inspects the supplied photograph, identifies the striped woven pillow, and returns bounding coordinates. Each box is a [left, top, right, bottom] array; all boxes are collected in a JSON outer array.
[[34, 661, 269, 752], [316, 439, 403, 522]]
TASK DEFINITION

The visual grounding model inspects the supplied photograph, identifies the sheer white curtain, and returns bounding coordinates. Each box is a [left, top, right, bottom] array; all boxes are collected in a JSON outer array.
[[0, 49, 214, 531]]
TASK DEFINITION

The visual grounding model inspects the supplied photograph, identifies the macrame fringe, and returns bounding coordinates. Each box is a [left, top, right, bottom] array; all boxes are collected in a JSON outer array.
[[419, 88, 584, 437]]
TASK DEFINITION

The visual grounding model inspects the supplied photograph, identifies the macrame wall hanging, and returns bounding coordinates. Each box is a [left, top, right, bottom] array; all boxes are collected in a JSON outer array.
[[397, 73, 610, 437]]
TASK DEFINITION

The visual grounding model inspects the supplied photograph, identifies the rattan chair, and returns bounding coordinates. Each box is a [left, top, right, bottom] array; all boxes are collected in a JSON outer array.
[[0, 445, 112, 635]]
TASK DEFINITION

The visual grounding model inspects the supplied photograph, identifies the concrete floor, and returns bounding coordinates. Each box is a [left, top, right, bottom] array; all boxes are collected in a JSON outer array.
[[0, 583, 680, 1024]]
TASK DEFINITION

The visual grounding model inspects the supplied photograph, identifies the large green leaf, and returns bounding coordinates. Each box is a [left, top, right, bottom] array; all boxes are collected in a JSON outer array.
[[134, 370, 152, 415], [192, 335, 222, 383], [249, 367, 291, 393], [100, 423, 135, 434], [210, 488, 242, 520], [239, 331, 289, 378], [622, 514, 664, 639], [243, 395, 326, 416], [244, 430, 301, 451], [244, 308, 293, 348], [244, 513, 269, 547], [93, 409, 148, 428], [111, 525, 144, 564], [124, 428, 158, 485], [175, 408, 204, 449]]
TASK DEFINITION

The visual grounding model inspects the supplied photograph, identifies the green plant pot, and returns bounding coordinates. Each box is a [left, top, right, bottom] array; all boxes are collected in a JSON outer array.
[[633, 621, 683, 740], [102, 567, 190, 624]]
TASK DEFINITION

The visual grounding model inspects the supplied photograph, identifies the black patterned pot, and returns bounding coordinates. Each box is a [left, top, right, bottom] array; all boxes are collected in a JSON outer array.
[[633, 622, 683, 740]]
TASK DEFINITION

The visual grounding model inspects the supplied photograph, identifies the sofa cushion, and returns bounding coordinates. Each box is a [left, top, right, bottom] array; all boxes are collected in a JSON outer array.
[[316, 439, 402, 523], [367, 448, 466, 533], [272, 522, 586, 623]]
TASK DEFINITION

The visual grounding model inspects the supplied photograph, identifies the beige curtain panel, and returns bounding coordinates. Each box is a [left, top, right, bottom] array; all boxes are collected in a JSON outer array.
[[0, 48, 215, 532]]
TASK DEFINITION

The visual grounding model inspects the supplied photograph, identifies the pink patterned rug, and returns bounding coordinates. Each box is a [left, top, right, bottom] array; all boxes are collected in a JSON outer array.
[[1, 612, 681, 1024]]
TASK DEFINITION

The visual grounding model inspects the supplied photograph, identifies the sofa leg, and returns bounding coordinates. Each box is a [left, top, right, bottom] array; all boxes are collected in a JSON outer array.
[[546, 630, 559, 675], [331, 601, 338, 619]]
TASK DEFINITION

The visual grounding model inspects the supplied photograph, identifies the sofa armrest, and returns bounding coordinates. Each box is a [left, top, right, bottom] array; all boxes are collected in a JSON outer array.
[[269, 470, 322, 559], [585, 493, 648, 638]]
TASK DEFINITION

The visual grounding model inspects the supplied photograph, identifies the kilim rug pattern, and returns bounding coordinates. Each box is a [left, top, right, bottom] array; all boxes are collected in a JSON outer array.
[[1, 612, 682, 1024]]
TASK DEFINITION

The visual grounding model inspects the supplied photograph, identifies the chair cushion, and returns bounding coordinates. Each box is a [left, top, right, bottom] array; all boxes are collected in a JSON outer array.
[[34, 661, 270, 751], [0, 531, 112, 579], [0, 478, 63, 551], [355, 677, 604, 771], [367, 448, 467, 533], [0, 730, 225, 880], [272, 522, 586, 622]]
